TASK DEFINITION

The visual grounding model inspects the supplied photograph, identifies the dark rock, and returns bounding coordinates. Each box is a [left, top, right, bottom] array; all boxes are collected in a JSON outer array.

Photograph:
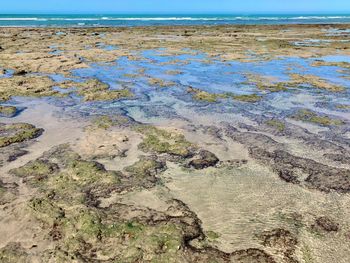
[[7, 149, 28, 162], [313, 216, 339, 232], [259, 228, 298, 258], [188, 150, 219, 169], [231, 248, 276, 263], [278, 170, 300, 184], [13, 69, 28, 76], [323, 153, 350, 165], [249, 147, 350, 193]]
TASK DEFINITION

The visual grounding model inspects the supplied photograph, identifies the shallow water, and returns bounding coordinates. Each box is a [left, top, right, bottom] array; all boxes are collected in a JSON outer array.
[[29, 50, 347, 127]]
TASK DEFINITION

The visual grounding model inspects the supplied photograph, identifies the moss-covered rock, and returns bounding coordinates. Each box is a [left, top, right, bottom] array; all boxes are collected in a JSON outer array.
[[187, 150, 219, 169], [11, 159, 59, 187], [166, 70, 183, 75], [289, 74, 345, 92], [148, 77, 176, 88], [187, 87, 225, 103], [0, 243, 28, 263], [265, 119, 286, 132], [292, 109, 344, 126], [0, 180, 16, 205], [91, 115, 130, 130], [59, 78, 134, 101], [0, 75, 58, 101], [0, 123, 43, 148], [136, 125, 195, 158], [0, 105, 17, 117], [124, 156, 166, 179], [231, 94, 262, 103]]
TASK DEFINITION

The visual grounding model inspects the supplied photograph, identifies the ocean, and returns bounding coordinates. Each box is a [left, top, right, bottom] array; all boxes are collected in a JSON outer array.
[[1, 14, 350, 27]]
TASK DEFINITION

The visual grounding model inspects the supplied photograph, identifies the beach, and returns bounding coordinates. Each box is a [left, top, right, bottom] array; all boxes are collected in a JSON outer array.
[[0, 24, 350, 262]]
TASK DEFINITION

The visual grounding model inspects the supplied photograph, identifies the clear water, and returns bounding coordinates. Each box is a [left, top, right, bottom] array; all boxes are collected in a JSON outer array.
[[37, 50, 348, 123]]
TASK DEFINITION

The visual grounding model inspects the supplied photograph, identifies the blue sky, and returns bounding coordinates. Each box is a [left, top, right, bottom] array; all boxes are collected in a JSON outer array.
[[2, 0, 350, 14]]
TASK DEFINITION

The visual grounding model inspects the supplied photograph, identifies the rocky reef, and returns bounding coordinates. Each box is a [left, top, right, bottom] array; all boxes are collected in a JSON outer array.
[[0, 24, 349, 263]]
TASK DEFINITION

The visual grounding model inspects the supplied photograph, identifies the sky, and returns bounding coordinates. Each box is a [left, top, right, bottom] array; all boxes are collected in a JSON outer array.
[[1, 0, 350, 14]]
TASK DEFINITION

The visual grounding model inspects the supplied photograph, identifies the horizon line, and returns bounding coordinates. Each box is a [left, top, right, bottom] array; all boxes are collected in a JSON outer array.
[[1, 12, 350, 15]]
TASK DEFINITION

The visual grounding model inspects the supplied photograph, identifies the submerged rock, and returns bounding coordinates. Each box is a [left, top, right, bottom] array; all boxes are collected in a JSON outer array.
[[249, 147, 350, 193], [0, 105, 17, 118]]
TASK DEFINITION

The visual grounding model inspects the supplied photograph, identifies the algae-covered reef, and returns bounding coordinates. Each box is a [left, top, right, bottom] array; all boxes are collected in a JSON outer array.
[[187, 87, 262, 103], [0, 122, 43, 168], [136, 125, 219, 169], [0, 106, 17, 118], [8, 144, 277, 262], [292, 109, 345, 126], [0, 75, 58, 102], [0, 123, 43, 148], [58, 79, 134, 101]]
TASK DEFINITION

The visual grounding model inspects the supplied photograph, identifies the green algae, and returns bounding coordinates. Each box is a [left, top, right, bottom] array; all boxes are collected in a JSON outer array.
[[244, 74, 288, 92], [301, 245, 314, 263], [257, 82, 288, 92], [187, 87, 226, 103], [91, 115, 129, 130], [11, 159, 58, 187], [336, 104, 350, 110], [0, 75, 58, 101], [188, 87, 262, 103], [0, 123, 43, 148], [29, 197, 66, 225], [165, 70, 183, 75], [0, 243, 28, 263], [265, 119, 286, 131], [136, 126, 194, 158], [124, 157, 165, 179], [76, 79, 133, 101], [148, 77, 176, 88], [205, 230, 220, 240], [59, 79, 134, 101], [123, 73, 143, 78], [292, 109, 345, 126], [289, 74, 345, 92], [25, 173, 187, 262], [0, 105, 17, 117], [231, 94, 262, 103]]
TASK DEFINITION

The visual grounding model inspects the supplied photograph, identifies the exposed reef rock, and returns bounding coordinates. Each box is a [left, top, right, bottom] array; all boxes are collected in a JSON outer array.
[[187, 150, 219, 169], [0, 123, 43, 148], [0, 105, 17, 118], [136, 125, 220, 169], [7, 144, 276, 262], [249, 147, 350, 193], [0, 180, 17, 205], [0, 243, 28, 263], [0, 75, 58, 101], [219, 122, 350, 193], [312, 216, 340, 233], [230, 248, 277, 263], [259, 228, 299, 263]]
